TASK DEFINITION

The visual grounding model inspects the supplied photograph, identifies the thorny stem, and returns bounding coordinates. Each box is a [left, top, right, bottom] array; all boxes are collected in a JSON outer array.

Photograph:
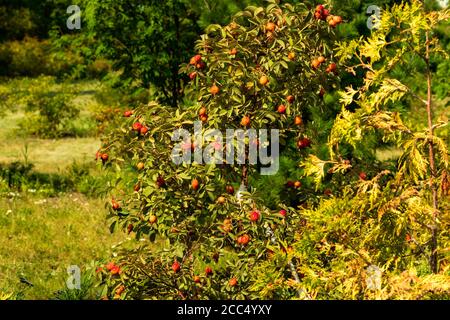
[[425, 30, 439, 274], [265, 226, 310, 299], [238, 160, 308, 298]]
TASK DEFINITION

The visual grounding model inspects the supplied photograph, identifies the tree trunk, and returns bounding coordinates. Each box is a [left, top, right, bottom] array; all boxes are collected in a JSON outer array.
[[171, 13, 181, 108], [241, 146, 249, 188]]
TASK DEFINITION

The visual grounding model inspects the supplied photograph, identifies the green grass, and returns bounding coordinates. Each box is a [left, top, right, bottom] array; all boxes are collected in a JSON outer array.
[[0, 193, 125, 299], [0, 77, 124, 299], [0, 134, 100, 174], [375, 148, 403, 161], [0, 78, 103, 172]]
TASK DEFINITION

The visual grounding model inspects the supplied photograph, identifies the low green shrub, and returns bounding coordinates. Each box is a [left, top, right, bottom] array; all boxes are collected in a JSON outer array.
[[53, 265, 99, 300], [0, 162, 74, 195], [0, 76, 80, 138], [0, 36, 90, 78], [0, 37, 74, 77], [4, 37, 50, 77]]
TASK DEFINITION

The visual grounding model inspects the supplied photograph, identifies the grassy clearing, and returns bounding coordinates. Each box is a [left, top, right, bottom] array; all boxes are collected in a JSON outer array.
[[0, 78, 124, 299], [0, 78, 103, 173], [0, 193, 126, 299], [0, 135, 99, 173], [375, 148, 403, 161]]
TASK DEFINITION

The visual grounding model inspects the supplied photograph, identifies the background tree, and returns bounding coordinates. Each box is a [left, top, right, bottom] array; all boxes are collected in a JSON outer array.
[[80, 0, 267, 107]]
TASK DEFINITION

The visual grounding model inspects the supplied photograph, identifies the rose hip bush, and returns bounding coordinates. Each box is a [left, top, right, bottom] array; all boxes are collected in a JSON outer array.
[[95, 0, 450, 300], [95, 1, 344, 300]]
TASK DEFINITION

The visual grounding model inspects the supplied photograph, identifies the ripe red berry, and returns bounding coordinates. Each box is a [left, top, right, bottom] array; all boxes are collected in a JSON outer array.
[[328, 18, 338, 28], [229, 278, 238, 287], [266, 22, 276, 32], [200, 114, 208, 123], [210, 84, 220, 95], [359, 172, 367, 180], [241, 115, 251, 127], [194, 55, 202, 63], [326, 62, 337, 73], [190, 54, 202, 65], [106, 262, 115, 271], [110, 265, 121, 275], [312, 59, 320, 69], [279, 209, 287, 217], [132, 122, 143, 131], [172, 261, 181, 273], [286, 95, 295, 103], [123, 110, 133, 117], [314, 5, 326, 20], [111, 199, 120, 211], [140, 126, 148, 135], [237, 234, 250, 245], [277, 104, 287, 114], [199, 106, 207, 116], [286, 181, 295, 188], [226, 185, 234, 194], [156, 175, 166, 188], [191, 178, 199, 191], [249, 210, 260, 222], [205, 266, 213, 276], [189, 72, 197, 80], [297, 138, 312, 149], [196, 61, 206, 70], [333, 15, 343, 24]]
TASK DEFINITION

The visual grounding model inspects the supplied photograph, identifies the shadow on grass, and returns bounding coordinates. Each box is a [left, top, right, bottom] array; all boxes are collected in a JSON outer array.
[[0, 161, 73, 192], [0, 161, 110, 197]]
